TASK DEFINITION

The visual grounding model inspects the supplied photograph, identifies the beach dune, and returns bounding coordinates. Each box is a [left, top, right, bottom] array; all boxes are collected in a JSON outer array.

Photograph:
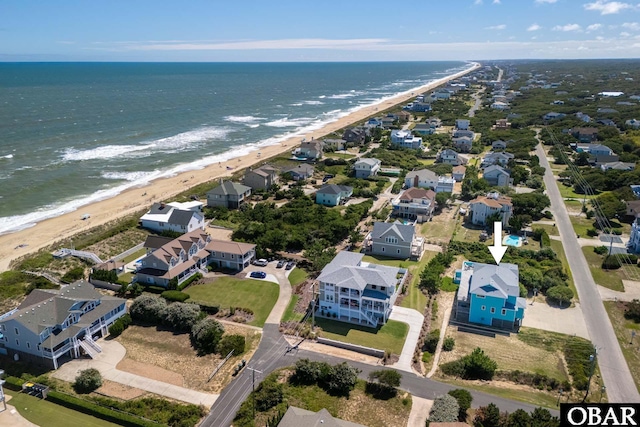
[[0, 63, 479, 272]]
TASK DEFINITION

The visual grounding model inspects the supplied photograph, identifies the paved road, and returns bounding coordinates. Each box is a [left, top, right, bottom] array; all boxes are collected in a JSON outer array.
[[536, 142, 640, 403]]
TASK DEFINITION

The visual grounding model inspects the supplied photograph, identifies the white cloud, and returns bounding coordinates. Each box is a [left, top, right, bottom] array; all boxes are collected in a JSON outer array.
[[535, 0, 558, 3], [583, 1, 635, 15], [527, 24, 542, 31], [493, 0, 501, 3], [553, 24, 582, 31], [474, 0, 483, 4], [586, 23, 603, 31], [485, 24, 507, 30], [622, 22, 640, 31], [621, 31, 632, 36]]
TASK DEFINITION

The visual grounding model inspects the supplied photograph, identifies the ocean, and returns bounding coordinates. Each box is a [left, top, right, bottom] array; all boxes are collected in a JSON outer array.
[[0, 61, 469, 234]]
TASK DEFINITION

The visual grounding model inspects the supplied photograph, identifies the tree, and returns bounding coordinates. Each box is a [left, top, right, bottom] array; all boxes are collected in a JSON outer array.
[[254, 376, 284, 412], [546, 285, 573, 306], [448, 389, 472, 422], [368, 369, 402, 393], [508, 409, 532, 427], [473, 403, 502, 427], [594, 192, 626, 220], [435, 192, 451, 210], [73, 368, 102, 394], [325, 362, 360, 396], [429, 394, 460, 423], [463, 348, 498, 380], [291, 359, 331, 385], [191, 318, 225, 355], [575, 151, 590, 166], [217, 334, 246, 355], [130, 295, 167, 324], [530, 407, 560, 427], [162, 302, 201, 332]]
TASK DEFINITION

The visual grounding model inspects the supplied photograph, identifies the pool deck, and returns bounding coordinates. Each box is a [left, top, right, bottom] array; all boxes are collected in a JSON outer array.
[[502, 235, 523, 247]]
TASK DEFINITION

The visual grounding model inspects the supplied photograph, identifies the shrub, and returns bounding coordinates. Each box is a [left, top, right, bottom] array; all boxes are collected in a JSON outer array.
[[620, 254, 638, 264], [428, 394, 459, 423], [160, 290, 190, 302], [130, 295, 167, 324], [586, 228, 599, 237], [602, 254, 622, 270], [61, 267, 85, 283], [162, 302, 201, 331], [442, 337, 455, 352], [546, 285, 573, 306], [217, 334, 246, 355], [254, 377, 284, 412], [325, 363, 360, 396], [593, 246, 609, 255], [624, 299, 640, 323], [448, 389, 472, 422], [367, 369, 402, 398], [91, 269, 118, 283], [440, 348, 497, 380], [291, 359, 331, 385], [191, 318, 225, 354], [108, 314, 132, 338], [423, 329, 440, 354], [74, 368, 102, 394], [177, 273, 202, 291]]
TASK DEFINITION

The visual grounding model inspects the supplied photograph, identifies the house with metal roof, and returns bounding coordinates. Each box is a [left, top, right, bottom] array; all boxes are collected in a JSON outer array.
[[139, 202, 204, 234], [353, 158, 381, 179], [454, 262, 525, 331], [206, 180, 252, 209], [363, 222, 424, 260], [0, 281, 126, 369], [316, 251, 407, 326], [244, 165, 279, 190]]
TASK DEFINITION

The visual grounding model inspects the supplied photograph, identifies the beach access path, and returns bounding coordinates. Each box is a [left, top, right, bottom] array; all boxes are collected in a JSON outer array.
[[0, 63, 481, 273]]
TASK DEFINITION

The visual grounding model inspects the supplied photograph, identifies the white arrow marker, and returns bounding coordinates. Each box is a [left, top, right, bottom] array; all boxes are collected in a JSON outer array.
[[488, 221, 508, 265]]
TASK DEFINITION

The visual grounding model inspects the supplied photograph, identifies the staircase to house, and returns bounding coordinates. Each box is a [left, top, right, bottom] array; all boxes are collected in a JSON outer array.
[[78, 340, 98, 358], [359, 309, 377, 327], [83, 335, 102, 353]]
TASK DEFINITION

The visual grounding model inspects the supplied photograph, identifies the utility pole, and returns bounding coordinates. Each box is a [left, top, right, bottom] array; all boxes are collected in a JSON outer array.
[[582, 349, 597, 403], [247, 367, 262, 422], [311, 281, 315, 331]]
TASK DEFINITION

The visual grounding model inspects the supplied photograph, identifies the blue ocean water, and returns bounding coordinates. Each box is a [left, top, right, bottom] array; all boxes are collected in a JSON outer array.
[[0, 61, 468, 234]]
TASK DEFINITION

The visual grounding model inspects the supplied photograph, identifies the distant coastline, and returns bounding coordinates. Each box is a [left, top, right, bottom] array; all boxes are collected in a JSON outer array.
[[0, 61, 480, 272]]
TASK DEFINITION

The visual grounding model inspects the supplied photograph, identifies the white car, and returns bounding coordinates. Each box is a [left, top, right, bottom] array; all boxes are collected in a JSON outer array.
[[254, 259, 268, 267]]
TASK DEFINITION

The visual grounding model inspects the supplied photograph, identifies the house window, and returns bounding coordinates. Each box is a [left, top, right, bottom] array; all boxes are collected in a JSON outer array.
[[385, 237, 398, 244], [231, 254, 235, 259], [15, 339, 19, 346], [481, 305, 486, 311], [382, 247, 385, 252], [27, 342, 31, 349], [490, 307, 496, 314], [501, 309, 507, 315], [477, 295, 485, 299], [397, 249, 400, 254], [371, 285, 377, 290], [14, 327, 19, 335]]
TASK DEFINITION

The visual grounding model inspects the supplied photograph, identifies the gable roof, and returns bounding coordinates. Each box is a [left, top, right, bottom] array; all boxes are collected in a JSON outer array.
[[207, 181, 251, 197], [470, 263, 519, 299], [286, 164, 315, 175], [470, 194, 512, 208], [278, 406, 365, 427], [206, 239, 255, 255], [246, 165, 278, 178], [317, 251, 399, 291], [406, 169, 438, 182], [317, 184, 353, 195], [354, 158, 381, 167], [483, 164, 510, 175], [371, 221, 415, 242], [167, 209, 200, 227], [399, 187, 436, 202], [453, 165, 467, 174]]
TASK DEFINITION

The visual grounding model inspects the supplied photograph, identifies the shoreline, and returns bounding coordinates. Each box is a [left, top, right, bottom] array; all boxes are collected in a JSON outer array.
[[0, 62, 480, 272]]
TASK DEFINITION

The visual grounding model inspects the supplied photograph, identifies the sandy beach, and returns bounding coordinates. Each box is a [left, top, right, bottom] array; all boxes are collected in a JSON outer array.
[[0, 63, 479, 272]]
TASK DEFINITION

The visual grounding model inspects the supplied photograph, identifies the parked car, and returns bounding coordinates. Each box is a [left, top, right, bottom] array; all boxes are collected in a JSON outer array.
[[253, 259, 268, 267], [285, 261, 296, 270], [276, 260, 285, 268], [250, 271, 267, 279], [322, 174, 333, 182]]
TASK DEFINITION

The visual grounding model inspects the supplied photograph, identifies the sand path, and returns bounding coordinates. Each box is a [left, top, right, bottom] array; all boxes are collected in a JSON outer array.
[[0, 63, 479, 272]]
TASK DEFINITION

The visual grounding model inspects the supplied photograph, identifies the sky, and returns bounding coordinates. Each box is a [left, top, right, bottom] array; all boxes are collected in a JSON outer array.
[[2, 0, 640, 61]]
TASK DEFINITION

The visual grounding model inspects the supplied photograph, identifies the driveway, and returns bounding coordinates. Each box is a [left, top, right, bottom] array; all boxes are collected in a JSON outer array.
[[389, 306, 424, 373], [52, 339, 219, 408], [599, 280, 640, 302], [521, 300, 589, 339]]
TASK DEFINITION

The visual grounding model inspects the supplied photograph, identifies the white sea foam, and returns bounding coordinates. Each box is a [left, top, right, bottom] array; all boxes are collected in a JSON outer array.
[[224, 115, 265, 124], [303, 100, 324, 105], [1, 154, 14, 159], [61, 126, 232, 161], [101, 171, 157, 181], [0, 62, 478, 236], [264, 117, 315, 128]]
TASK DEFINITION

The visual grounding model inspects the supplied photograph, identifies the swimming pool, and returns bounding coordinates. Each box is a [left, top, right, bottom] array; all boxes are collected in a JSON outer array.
[[503, 235, 523, 247]]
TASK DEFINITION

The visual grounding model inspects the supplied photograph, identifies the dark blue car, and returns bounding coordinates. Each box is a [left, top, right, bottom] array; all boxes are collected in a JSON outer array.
[[250, 271, 267, 279]]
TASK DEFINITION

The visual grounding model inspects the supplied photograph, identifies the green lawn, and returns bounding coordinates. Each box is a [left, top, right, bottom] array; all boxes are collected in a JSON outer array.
[[185, 277, 279, 326], [288, 268, 309, 286], [121, 248, 147, 263], [5, 391, 120, 427], [580, 247, 625, 292], [570, 216, 596, 238], [453, 223, 487, 244], [361, 254, 417, 268], [315, 318, 409, 355], [532, 223, 559, 236], [421, 217, 459, 244], [399, 251, 438, 311], [603, 301, 640, 393], [325, 152, 355, 159], [557, 182, 597, 200], [549, 240, 578, 300]]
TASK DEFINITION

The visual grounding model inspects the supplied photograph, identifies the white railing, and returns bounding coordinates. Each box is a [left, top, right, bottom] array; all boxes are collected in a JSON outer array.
[[0, 308, 18, 321], [78, 340, 97, 358], [83, 336, 102, 353]]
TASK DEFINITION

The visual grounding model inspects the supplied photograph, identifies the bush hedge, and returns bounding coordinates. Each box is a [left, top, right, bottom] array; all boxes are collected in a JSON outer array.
[[73, 368, 102, 394], [217, 334, 246, 356], [177, 273, 202, 291], [161, 290, 190, 302], [108, 313, 132, 338]]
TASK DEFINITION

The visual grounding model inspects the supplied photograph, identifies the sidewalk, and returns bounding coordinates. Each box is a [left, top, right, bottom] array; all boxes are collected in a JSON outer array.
[[0, 396, 37, 427], [52, 340, 219, 408], [389, 306, 424, 373]]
